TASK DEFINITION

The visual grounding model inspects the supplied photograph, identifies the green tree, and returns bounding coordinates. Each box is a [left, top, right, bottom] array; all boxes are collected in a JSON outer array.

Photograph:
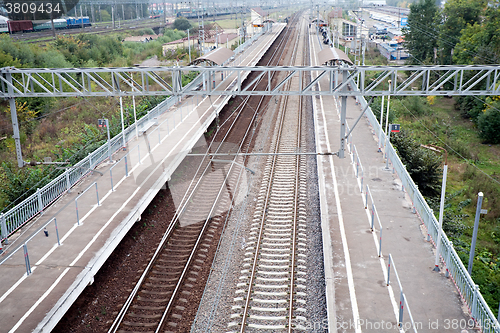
[[173, 17, 192, 31], [403, 0, 439, 64], [438, 0, 485, 64], [100, 9, 111, 22], [453, 7, 500, 64]]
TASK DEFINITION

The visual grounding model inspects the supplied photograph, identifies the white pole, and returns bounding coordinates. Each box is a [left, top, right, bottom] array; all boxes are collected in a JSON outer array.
[[119, 96, 126, 149], [131, 73, 138, 140], [133, 95, 137, 139], [384, 80, 391, 157], [434, 163, 448, 271], [188, 28, 191, 63], [379, 95, 385, 152]]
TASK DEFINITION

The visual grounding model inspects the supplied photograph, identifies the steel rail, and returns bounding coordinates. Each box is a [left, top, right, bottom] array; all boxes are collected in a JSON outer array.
[[288, 15, 308, 332], [239, 11, 304, 332]]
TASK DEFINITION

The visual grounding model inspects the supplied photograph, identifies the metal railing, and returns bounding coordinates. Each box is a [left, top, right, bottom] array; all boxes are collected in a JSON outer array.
[[357, 91, 500, 332]]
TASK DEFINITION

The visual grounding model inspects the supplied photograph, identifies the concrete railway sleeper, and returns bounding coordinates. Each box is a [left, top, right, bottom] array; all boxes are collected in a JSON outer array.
[[228, 12, 310, 333]]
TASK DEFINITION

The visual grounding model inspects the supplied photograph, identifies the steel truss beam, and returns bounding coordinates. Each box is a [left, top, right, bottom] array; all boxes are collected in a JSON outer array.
[[2, 65, 500, 98]]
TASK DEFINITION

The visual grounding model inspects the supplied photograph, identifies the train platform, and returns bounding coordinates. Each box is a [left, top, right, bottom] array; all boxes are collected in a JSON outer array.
[[309, 31, 473, 331], [0, 23, 285, 333]]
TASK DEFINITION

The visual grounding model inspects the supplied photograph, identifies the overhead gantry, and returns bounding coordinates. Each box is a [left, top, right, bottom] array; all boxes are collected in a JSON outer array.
[[2, 65, 499, 98], [2, 64, 500, 165]]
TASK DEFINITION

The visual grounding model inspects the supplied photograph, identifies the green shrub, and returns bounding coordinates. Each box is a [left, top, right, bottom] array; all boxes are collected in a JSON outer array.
[[391, 129, 443, 197], [478, 108, 500, 144]]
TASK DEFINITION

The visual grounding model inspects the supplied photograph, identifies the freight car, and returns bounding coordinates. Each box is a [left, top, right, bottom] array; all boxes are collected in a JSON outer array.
[[33, 18, 68, 31]]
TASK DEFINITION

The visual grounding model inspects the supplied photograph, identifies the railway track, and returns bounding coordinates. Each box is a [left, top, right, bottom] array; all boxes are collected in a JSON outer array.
[[106, 17, 299, 333], [227, 13, 309, 333]]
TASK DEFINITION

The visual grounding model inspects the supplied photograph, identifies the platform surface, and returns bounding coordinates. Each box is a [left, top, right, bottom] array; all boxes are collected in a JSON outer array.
[[309, 26, 473, 332]]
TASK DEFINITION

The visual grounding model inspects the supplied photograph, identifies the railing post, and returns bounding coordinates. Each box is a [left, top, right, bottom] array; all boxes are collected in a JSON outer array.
[[65, 169, 71, 193], [365, 185, 369, 209], [427, 209, 433, 241], [110, 169, 114, 192], [54, 218, 60, 246], [472, 284, 479, 320], [37, 188, 43, 213], [398, 291, 405, 328], [75, 199, 80, 225], [371, 204, 375, 231], [1, 213, 8, 244], [360, 169, 364, 192], [88, 152, 93, 169], [125, 156, 129, 177], [23, 244, 31, 275], [387, 254, 392, 286], [356, 156, 359, 178], [445, 241, 452, 278], [95, 182, 100, 206], [378, 228, 383, 257]]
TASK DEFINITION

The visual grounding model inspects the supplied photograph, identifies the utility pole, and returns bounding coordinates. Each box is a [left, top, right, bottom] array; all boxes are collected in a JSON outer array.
[[112, 2, 116, 29], [198, 0, 205, 54]]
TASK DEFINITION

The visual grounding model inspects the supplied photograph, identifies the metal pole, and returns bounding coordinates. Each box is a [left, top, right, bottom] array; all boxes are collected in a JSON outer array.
[[188, 28, 191, 63], [384, 80, 391, 158], [37, 188, 43, 213], [7, 96, 24, 167], [339, 69, 348, 159], [385, 127, 391, 170], [119, 96, 126, 150], [398, 292, 405, 328], [95, 182, 100, 206], [23, 244, 31, 275], [378, 95, 385, 152], [75, 199, 80, 225], [131, 73, 138, 140], [434, 163, 448, 271], [387, 254, 392, 285], [54, 218, 60, 245], [106, 119, 112, 162], [110, 169, 114, 191], [0, 213, 8, 244], [468, 192, 484, 275], [65, 169, 71, 192]]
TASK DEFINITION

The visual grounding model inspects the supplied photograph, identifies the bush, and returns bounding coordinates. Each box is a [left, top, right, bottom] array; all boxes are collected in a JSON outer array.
[[391, 129, 443, 197], [455, 95, 485, 121], [478, 108, 500, 144], [173, 18, 192, 31]]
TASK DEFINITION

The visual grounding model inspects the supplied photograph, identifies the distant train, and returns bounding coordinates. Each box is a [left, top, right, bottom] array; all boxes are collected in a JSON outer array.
[[0, 16, 91, 34]]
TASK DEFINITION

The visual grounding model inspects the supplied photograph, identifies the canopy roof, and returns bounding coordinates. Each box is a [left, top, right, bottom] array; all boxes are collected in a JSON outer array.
[[318, 47, 353, 65], [189, 47, 234, 66]]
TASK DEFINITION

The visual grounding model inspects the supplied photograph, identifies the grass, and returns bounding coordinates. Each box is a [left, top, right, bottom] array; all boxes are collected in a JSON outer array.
[[390, 95, 500, 314]]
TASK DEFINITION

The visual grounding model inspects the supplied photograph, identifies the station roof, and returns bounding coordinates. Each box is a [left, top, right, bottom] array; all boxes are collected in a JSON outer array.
[[251, 7, 268, 17], [189, 47, 234, 66], [318, 47, 353, 65]]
